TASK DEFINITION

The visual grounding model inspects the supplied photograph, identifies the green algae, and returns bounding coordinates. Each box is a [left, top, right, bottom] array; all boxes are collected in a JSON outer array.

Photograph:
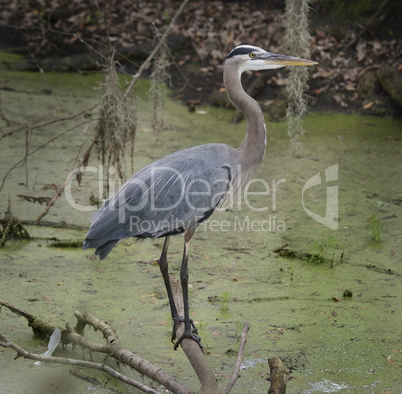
[[0, 71, 401, 393]]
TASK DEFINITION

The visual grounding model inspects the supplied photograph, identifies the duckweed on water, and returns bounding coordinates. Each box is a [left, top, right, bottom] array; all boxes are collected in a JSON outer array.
[[0, 71, 401, 393]]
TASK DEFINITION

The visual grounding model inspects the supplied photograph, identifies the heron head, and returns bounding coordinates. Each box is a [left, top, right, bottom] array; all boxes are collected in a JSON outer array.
[[225, 45, 317, 73]]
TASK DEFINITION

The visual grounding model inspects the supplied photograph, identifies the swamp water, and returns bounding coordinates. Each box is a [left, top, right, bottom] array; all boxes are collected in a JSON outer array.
[[0, 71, 401, 393]]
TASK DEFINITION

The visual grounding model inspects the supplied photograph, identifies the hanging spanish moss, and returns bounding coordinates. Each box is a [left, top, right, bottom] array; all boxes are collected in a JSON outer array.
[[94, 56, 136, 196], [284, 0, 314, 154], [149, 41, 170, 136]]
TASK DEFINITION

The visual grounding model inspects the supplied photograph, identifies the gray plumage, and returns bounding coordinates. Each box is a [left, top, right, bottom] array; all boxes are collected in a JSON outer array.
[[83, 45, 316, 348], [83, 143, 236, 258]]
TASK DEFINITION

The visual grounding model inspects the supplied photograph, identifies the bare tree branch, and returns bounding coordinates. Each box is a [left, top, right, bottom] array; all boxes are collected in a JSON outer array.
[[0, 118, 95, 193], [70, 311, 190, 394], [0, 104, 98, 143], [123, 0, 190, 99], [0, 299, 55, 338], [0, 333, 161, 394], [35, 169, 78, 221], [1, 289, 251, 394], [36, 138, 96, 221], [0, 300, 189, 393], [222, 321, 250, 394], [170, 274, 219, 393], [349, 0, 390, 47]]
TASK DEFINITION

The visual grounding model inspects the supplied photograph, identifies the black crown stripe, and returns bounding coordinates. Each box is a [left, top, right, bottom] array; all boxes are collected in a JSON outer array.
[[227, 46, 255, 59]]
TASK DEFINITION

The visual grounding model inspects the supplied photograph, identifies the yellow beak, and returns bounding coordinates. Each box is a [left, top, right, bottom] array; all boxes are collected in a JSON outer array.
[[263, 52, 318, 67]]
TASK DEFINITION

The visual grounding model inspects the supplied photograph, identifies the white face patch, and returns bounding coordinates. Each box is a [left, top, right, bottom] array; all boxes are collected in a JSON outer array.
[[239, 58, 285, 74]]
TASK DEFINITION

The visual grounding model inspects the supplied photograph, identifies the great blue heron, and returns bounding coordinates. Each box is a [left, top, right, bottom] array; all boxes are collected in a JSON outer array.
[[83, 45, 316, 349]]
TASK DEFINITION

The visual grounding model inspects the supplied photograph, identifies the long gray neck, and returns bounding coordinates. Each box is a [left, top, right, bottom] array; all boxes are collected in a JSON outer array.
[[223, 62, 267, 174]]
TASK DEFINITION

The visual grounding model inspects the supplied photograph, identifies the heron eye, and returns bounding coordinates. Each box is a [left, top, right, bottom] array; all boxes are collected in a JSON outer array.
[[249, 53, 255, 58]]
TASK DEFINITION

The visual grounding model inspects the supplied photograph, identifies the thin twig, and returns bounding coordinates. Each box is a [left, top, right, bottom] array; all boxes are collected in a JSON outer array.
[[36, 168, 80, 221], [0, 104, 98, 143], [0, 118, 95, 193], [20, 220, 87, 230], [349, 0, 390, 47], [123, 0, 190, 99], [35, 137, 97, 221], [222, 321, 251, 394]]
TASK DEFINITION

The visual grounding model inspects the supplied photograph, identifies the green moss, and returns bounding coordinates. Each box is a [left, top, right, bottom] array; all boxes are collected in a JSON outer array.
[[0, 51, 24, 66]]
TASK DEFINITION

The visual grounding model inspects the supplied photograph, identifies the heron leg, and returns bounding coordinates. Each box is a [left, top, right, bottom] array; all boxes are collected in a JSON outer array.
[[158, 236, 181, 341], [173, 229, 202, 350]]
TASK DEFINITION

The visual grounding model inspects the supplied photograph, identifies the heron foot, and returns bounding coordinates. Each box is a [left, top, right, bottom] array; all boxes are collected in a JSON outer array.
[[171, 316, 202, 351], [171, 316, 197, 341], [173, 328, 203, 351]]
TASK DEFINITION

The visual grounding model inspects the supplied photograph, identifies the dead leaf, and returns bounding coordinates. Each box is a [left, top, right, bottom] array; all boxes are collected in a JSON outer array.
[[362, 101, 375, 110], [333, 95, 348, 107], [139, 258, 158, 265], [271, 74, 287, 86], [268, 336, 281, 340], [356, 40, 366, 62], [315, 29, 326, 38], [345, 84, 356, 91]]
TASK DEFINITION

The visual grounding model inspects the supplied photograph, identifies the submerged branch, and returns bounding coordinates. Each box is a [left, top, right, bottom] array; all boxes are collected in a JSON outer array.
[[0, 300, 55, 338], [267, 357, 291, 394]]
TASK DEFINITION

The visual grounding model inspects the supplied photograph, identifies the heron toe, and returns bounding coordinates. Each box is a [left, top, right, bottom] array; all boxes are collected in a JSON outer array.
[[171, 316, 202, 350], [173, 329, 203, 351]]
